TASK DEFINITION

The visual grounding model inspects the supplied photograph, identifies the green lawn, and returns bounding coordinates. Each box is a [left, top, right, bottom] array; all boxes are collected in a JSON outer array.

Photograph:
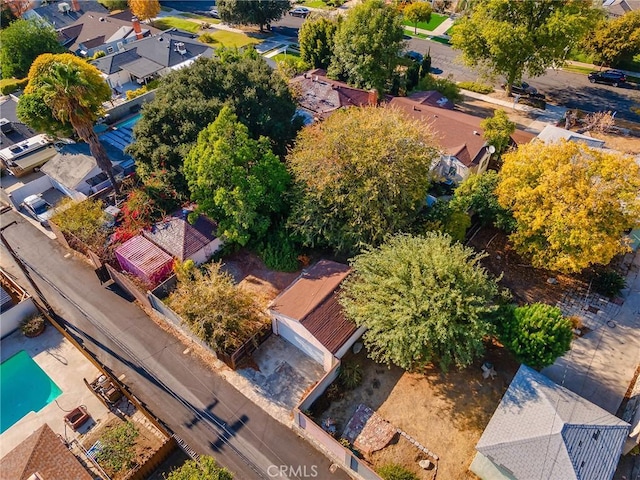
[[273, 51, 301, 62], [199, 30, 261, 48], [300, 0, 332, 8], [563, 64, 595, 75], [153, 17, 202, 33], [180, 13, 221, 23], [402, 13, 448, 32]]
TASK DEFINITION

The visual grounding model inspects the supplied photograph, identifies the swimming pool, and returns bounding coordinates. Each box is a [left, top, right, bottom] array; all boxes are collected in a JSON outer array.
[[114, 113, 142, 130], [0, 350, 62, 434]]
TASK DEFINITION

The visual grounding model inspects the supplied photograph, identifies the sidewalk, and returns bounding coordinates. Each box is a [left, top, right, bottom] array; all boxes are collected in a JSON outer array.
[[565, 60, 639, 77]]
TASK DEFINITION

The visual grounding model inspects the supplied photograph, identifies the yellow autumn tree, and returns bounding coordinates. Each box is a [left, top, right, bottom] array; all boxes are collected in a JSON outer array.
[[128, 0, 160, 22], [496, 140, 640, 273]]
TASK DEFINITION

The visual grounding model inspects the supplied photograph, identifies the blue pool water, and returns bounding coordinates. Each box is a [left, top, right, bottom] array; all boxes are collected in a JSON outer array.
[[100, 114, 141, 152], [115, 113, 142, 130], [0, 350, 62, 434]]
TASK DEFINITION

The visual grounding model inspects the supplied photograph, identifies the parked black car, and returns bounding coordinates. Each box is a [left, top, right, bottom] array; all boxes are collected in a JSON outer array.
[[588, 70, 626, 87], [289, 7, 310, 17], [501, 81, 544, 98]]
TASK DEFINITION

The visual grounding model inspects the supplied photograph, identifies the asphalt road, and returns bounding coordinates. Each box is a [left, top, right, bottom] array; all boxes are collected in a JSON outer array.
[[0, 209, 349, 480], [272, 16, 640, 123]]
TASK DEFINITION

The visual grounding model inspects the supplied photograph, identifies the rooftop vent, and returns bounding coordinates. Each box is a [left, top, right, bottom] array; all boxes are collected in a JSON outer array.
[[58, 2, 71, 13], [175, 42, 187, 55], [99, 17, 105, 22], [0, 119, 13, 134]]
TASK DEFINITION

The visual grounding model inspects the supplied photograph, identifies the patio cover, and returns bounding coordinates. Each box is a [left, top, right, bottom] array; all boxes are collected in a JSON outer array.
[[120, 57, 164, 78]]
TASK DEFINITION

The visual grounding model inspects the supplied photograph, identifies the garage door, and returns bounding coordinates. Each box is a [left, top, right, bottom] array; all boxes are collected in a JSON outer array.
[[277, 321, 324, 365]]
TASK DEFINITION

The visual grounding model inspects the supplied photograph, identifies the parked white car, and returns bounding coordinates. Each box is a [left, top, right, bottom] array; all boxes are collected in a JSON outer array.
[[22, 194, 55, 226]]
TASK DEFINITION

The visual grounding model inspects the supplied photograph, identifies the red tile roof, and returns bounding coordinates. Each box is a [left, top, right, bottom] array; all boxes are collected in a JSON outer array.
[[0, 424, 92, 480]]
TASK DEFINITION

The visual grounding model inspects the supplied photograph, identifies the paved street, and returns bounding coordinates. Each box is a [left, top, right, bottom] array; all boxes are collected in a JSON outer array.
[[0, 209, 349, 480], [271, 16, 640, 123]]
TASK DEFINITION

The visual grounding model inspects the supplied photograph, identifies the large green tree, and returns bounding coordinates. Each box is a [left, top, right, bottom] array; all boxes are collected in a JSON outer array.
[[166, 456, 233, 480], [217, 0, 290, 31], [451, 0, 601, 94], [497, 303, 572, 370], [497, 140, 640, 273], [582, 11, 640, 68], [341, 233, 500, 371], [127, 49, 301, 193], [0, 19, 64, 79], [18, 54, 119, 193], [288, 106, 439, 253], [328, 0, 405, 92], [299, 16, 339, 70], [184, 107, 290, 247]]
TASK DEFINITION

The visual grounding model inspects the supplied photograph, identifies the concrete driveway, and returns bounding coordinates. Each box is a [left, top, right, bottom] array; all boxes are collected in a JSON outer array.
[[543, 252, 640, 414]]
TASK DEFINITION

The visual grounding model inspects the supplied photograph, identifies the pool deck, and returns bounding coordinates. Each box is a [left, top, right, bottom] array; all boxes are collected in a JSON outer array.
[[0, 325, 110, 458]]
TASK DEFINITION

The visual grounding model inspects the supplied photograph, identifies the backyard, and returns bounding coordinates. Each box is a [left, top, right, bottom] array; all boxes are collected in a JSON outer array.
[[311, 343, 520, 479]]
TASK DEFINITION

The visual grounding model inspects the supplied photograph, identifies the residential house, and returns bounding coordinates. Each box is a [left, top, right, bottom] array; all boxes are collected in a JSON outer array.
[[92, 30, 214, 89], [0, 268, 38, 339], [0, 96, 57, 177], [115, 235, 174, 286], [289, 69, 378, 123], [22, 0, 108, 30], [143, 209, 223, 265], [470, 365, 630, 480], [40, 141, 133, 198], [389, 96, 535, 183], [602, 0, 640, 17], [58, 10, 161, 58], [0, 424, 93, 480], [269, 260, 365, 371], [536, 124, 606, 148]]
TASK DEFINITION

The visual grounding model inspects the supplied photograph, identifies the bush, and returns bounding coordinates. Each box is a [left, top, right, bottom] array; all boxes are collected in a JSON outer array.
[[0, 77, 28, 95], [96, 421, 139, 475], [198, 32, 218, 44], [377, 463, 419, 480], [592, 270, 626, 297], [276, 56, 310, 78], [20, 314, 45, 337], [256, 224, 301, 272], [457, 80, 494, 94], [497, 303, 572, 370], [125, 79, 160, 100], [50, 198, 107, 244], [339, 361, 363, 389], [417, 74, 461, 102]]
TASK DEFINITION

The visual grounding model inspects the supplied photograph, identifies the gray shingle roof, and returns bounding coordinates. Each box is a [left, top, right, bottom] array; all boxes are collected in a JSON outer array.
[[92, 30, 214, 76], [476, 366, 629, 480]]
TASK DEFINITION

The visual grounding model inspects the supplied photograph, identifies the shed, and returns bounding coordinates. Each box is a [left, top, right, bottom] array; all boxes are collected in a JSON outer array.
[[115, 235, 173, 286], [269, 260, 365, 371], [143, 209, 222, 265]]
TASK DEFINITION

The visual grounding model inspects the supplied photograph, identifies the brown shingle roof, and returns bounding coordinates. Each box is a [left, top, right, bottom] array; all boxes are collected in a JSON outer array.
[[388, 96, 533, 167], [290, 69, 375, 119], [0, 424, 92, 480], [301, 290, 357, 354], [271, 260, 350, 321]]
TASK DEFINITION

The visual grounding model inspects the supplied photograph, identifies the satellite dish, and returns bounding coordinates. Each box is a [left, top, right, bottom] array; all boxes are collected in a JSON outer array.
[[488, 145, 496, 154]]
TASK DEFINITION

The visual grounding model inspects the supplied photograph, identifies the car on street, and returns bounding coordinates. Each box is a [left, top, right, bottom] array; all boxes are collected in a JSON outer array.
[[22, 194, 55, 226], [289, 7, 310, 17], [501, 81, 540, 96], [405, 50, 424, 62], [588, 69, 627, 87], [208, 8, 219, 18]]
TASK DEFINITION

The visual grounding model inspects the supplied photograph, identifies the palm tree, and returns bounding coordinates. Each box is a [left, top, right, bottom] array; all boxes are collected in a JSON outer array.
[[18, 53, 120, 194]]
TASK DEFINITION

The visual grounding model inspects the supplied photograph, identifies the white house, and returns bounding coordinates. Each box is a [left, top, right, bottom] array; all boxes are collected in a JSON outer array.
[[536, 124, 607, 148], [269, 260, 365, 371], [0, 269, 38, 339], [142, 209, 223, 265]]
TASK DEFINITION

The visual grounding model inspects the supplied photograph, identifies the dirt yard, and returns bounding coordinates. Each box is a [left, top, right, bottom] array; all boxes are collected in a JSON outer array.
[[80, 415, 164, 479], [312, 343, 520, 480], [467, 226, 588, 305]]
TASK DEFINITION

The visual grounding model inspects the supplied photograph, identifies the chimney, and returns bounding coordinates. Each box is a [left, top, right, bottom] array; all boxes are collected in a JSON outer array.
[[132, 16, 143, 40], [71, 0, 81, 12], [368, 89, 378, 106]]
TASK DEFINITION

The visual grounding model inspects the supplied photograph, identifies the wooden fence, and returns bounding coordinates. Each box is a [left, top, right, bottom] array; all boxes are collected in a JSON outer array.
[[124, 436, 177, 480]]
